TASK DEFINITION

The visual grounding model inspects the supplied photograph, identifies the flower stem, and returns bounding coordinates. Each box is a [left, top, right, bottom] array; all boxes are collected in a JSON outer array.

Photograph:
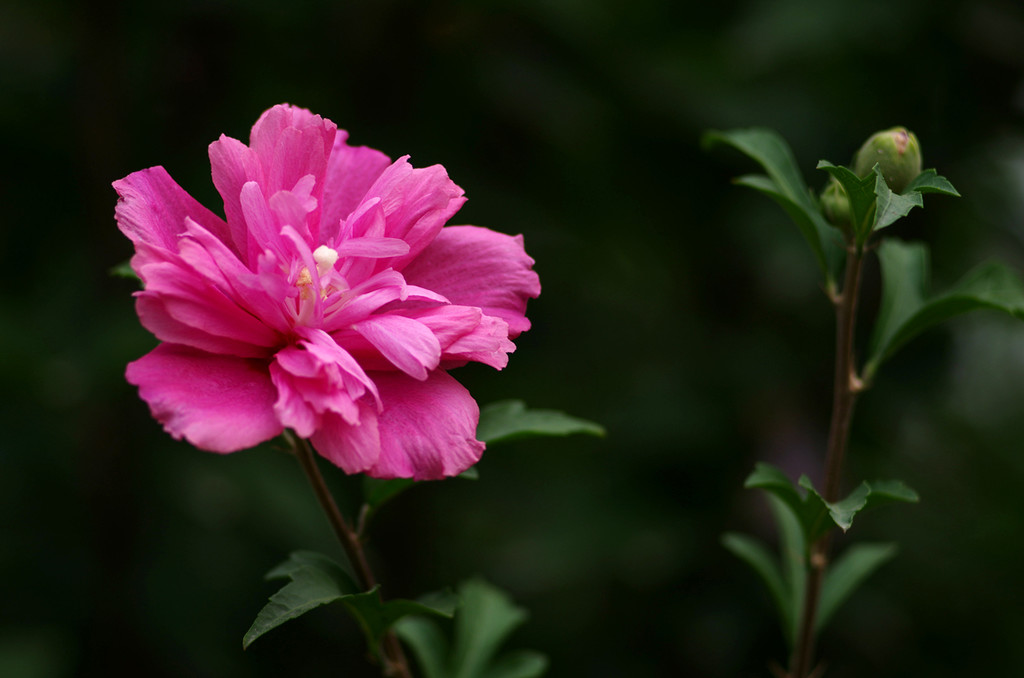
[[790, 244, 866, 678], [289, 433, 413, 678]]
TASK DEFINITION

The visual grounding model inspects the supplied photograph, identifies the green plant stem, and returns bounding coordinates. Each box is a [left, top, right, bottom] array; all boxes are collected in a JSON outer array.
[[290, 433, 413, 678], [790, 244, 866, 678]]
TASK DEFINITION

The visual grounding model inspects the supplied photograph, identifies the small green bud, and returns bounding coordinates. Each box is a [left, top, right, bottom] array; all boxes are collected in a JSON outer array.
[[852, 126, 922, 193], [820, 177, 851, 229]]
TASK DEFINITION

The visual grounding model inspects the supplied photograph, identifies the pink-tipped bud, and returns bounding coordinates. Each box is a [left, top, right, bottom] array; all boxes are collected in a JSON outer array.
[[852, 127, 922, 193]]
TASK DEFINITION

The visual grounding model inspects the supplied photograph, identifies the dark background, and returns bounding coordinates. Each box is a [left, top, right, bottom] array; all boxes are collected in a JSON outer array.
[[3, 0, 1024, 676]]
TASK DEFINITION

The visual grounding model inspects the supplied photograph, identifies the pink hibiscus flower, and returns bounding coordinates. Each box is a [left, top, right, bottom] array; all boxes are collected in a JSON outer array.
[[116, 104, 540, 480]]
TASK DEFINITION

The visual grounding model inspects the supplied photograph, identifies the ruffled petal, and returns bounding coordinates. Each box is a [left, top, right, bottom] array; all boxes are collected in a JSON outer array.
[[113, 166, 231, 268], [136, 258, 281, 356], [365, 370, 484, 480], [135, 295, 274, 358], [402, 225, 540, 337], [310, 400, 381, 475], [269, 327, 379, 438], [208, 135, 261, 259], [239, 181, 287, 265], [209, 105, 337, 263], [352, 314, 441, 380], [177, 218, 291, 333], [249, 105, 336, 243], [320, 132, 392, 244], [405, 305, 515, 369], [249, 104, 337, 198], [350, 157, 466, 275], [126, 344, 281, 452], [321, 269, 445, 331]]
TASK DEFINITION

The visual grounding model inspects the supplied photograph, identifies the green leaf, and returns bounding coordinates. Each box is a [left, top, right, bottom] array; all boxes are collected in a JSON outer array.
[[872, 168, 923, 232], [817, 164, 956, 243], [244, 552, 454, 653], [344, 591, 457, 654], [244, 551, 360, 649], [479, 651, 548, 678], [451, 579, 530, 678], [799, 477, 918, 534], [905, 169, 960, 196], [722, 491, 809, 650], [109, 259, 141, 283], [817, 543, 898, 632], [817, 160, 879, 243], [744, 463, 824, 543], [743, 463, 804, 517], [865, 239, 1024, 379], [768, 495, 805, 649], [741, 466, 913, 646], [805, 481, 866, 532], [704, 128, 840, 287], [722, 533, 789, 632], [392, 616, 450, 678], [866, 238, 930, 377], [746, 464, 917, 544], [477, 400, 604, 445], [394, 579, 546, 678]]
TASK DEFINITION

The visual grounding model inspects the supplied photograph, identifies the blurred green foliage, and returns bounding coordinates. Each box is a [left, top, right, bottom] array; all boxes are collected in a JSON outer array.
[[2, 0, 1024, 676]]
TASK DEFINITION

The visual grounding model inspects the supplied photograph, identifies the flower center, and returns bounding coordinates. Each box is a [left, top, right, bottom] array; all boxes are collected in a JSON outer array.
[[295, 246, 341, 301], [292, 246, 346, 327], [313, 245, 340, 277]]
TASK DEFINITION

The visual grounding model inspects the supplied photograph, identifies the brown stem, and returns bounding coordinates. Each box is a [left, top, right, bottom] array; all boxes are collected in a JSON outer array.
[[821, 247, 866, 505], [289, 433, 413, 678], [789, 244, 866, 678]]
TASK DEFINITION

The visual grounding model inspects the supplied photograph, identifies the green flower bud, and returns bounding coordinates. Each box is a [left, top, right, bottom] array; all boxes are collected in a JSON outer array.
[[820, 177, 851, 230], [852, 126, 922, 193]]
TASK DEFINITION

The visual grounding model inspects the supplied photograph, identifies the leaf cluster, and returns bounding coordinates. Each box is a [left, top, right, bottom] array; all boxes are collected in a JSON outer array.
[[395, 579, 547, 678], [243, 551, 457, 651], [244, 553, 543, 677], [704, 127, 1024, 381], [723, 464, 916, 648], [704, 127, 1024, 658], [245, 401, 602, 671]]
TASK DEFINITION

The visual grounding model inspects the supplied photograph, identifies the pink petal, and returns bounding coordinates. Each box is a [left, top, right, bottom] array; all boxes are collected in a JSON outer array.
[[310, 400, 381, 475], [358, 157, 467, 273], [298, 326, 381, 405], [210, 105, 337, 260], [352, 315, 441, 380], [322, 269, 444, 331], [406, 305, 515, 369], [239, 181, 286, 264], [250, 106, 336, 244], [335, 237, 410, 259], [366, 370, 485, 480], [137, 259, 281, 355], [267, 176, 317, 243], [269, 328, 380, 436], [135, 295, 275, 358], [337, 197, 388, 284], [402, 225, 540, 337], [113, 166, 232, 267], [269, 359, 321, 439], [126, 344, 281, 452], [208, 135, 261, 259], [178, 218, 291, 333], [249, 104, 337, 200], [320, 132, 392, 244]]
